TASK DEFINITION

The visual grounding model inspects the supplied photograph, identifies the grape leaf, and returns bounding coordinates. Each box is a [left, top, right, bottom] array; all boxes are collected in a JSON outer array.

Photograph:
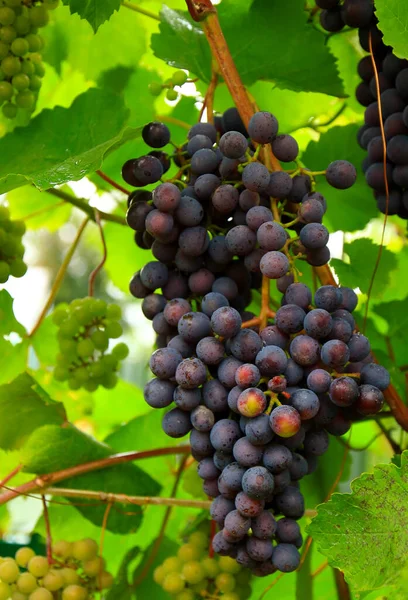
[[0, 88, 142, 195], [152, 1, 345, 96], [7, 185, 72, 231], [131, 537, 179, 600], [106, 546, 140, 600], [308, 451, 408, 592], [375, 0, 408, 59], [373, 299, 408, 367], [0, 373, 66, 450], [302, 125, 378, 233], [62, 0, 121, 33], [0, 290, 25, 337], [331, 239, 397, 299]]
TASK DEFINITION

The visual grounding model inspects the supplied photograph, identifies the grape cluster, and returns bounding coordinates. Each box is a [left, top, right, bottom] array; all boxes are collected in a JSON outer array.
[[317, 0, 408, 218], [153, 531, 251, 600], [0, 205, 27, 283], [148, 70, 189, 102], [0, 538, 113, 600], [52, 297, 129, 391], [0, 0, 56, 119]]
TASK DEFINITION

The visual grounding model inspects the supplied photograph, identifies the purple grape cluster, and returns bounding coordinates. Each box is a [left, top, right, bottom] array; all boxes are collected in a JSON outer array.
[[123, 112, 366, 576], [317, 0, 408, 218]]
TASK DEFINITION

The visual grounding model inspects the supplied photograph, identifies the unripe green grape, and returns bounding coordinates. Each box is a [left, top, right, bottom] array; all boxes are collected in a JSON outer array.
[[181, 561, 205, 585], [91, 298, 107, 317], [0, 582, 10, 600], [101, 372, 118, 389], [87, 361, 104, 378], [29, 588, 53, 600], [52, 307, 68, 325], [14, 15, 30, 35], [9, 258, 27, 278], [16, 90, 35, 109], [76, 338, 94, 358], [218, 556, 241, 574], [61, 584, 88, 600], [25, 33, 41, 52], [74, 366, 88, 383], [112, 342, 129, 360], [172, 70, 188, 86], [52, 540, 72, 559], [27, 556, 49, 578], [4, 0, 21, 7], [82, 556, 104, 577], [161, 556, 182, 574], [97, 571, 113, 589], [29, 6, 49, 27], [59, 317, 81, 337], [106, 303, 121, 320], [215, 572, 235, 593], [12, 592, 28, 600], [44, 0, 60, 10], [175, 592, 195, 600], [42, 570, 64, 592], [148, 81, 161, 96], [59, 568, 78, 586], [53, 366, 69, 381], [0, 25, 16, 42], [0, 41, 9, 60], [0, 206, 10, 220], [191, 580, 207, 595], [201, 557, 219, 578], [101, 354, 118, 370], [9, 219, 26, 235], [0, 80, 13, 100], [21, 59, 34, 75], [220, 594, 240, 600], [162, 573, 185, 594], [71, 538, 98, 561], [2, 102, 17, 118], [166, 88, 178, 101], [68, 378, 81, 391], [188, 531, 208, 548], [73, 305, 92, 326], [12, 72, 29, 90], [153, 565, 166, 585], [83, 378, 98, 392], [2, 55, 21, 76], [0, 7, 16, 26], [0, 559, 20, 583], [90, 329, 109, 351], [2, 234, 19, 256], [29, 75, 41, 91], [177, 543, 201, 562], [11, 37, 29, 56], [17, 572, 37, 594], [15, 548, 35, 568], [104, 321, 122, 338]]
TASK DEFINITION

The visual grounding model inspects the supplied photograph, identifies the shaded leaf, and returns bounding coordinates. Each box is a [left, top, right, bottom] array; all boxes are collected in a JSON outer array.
[[131, 537, 178, 600], [374, 299, 408, 367], [106, 546, 140, 600]]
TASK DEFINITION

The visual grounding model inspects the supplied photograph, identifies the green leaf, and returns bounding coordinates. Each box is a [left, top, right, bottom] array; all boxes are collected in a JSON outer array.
[[21, 424, 110, 473], [0, 373, 65, 451], [308, 451, 408, 592], [374, 299, 408, 367], [152, 1, 345, 96], [302, 125, 378, 232], [331, 239, 397, 299], [0, 339, 30, 386], [0, 88, 142, 195], [30, 315, 59, 368], [131, 537, 178, 600], [106, 546, 140, 600], [375, 0, 408, 59], [0, 290, 25, 337], [62, 0, 121, 33], [7, 185, 72, 231]]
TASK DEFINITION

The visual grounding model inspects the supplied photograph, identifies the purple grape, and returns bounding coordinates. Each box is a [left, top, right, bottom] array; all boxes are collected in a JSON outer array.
[[211, 306, 242, 338], [144, 378, 175, 409], [212, 531, 235, 556], [266, 171, 293, 198], [285, 283, 312, 309], [174, 196, 204, 227], [246, 206, 273, 231], [191, 405, 215, 432], [348, 333, 370, 361], [245, 414, 274, 446], [300, 223, 329, 249], [289, 335, 320, 366], [210, 496, 235, 526], [142, 121, 170, 148], [187, 134, 213, 156], [360, 363, 390, 390], [329, 377, 359, 407], [163, 298, 191, 327], [252, 511, 277, 539], [242, 162, 270, 192], [212, 184, 239, 214], [230, 329, 263, 362], [275, 304, 306, 334], [173, 386, 201, 411], [290, 389, 320, 420], [202, 292, 229, 317], [194, 173, 221, 199], [260, 325, 289, 349], [235, 491, 265, 517], [149, 347, 182, 379], [219, 131, 248, 159], [175, 357, 207, 389], [256, 345, 288, 377], [321, 339, 350, 367], [237, 388, 267, 418], [257, 221, 287, 251], [263, 444, 292, 474], [196, 336, 225, 365], [260, 251, 290, 279], [210, 419, 242, 452], [307, 369, 332, 394], [246, 537, 273, 562], [272, 135, 299, 162], [162, 408, 192, 438], [142, 294, 167, 320], [233, 437, 264, 467], [212, 277, 239, 301], [178, 311, 211, 342], [190, 429, 213, 458], [303, 429, 329, 456], [339, 287, 358, 312], [272, 543, 300, 572], [218, 357, 243, 388], [289, 453, 308, 480], [225, 225, 257, 256], [355, 384, 384, 415], [198, 457, 220, 481], [203, 379, 229, 412], [248, 111, 279, 144], [325, 160, 357, 189], [242, 466, 274, 500], [191, 148, 220, 174], [179, 226, 209, 257], [276, 518, 301, 544], [304, 308, 333, 339], [274, 485, 304, 519]]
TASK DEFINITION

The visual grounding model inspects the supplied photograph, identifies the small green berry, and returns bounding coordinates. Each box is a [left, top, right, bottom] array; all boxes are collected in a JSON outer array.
[[172, 70, 188, 86], [166, 88, 178, 101], [148, 81, 162, 96]]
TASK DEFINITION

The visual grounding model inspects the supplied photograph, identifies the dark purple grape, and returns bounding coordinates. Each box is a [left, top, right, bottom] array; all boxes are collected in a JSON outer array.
[[196, 336, 225, 365], [174, 196, 204, 227], [175, 358, 207, 389], [290, 389, 320, 420], [272, 135, 299, 162], [219, 131, 248, 159], [284, 283, 312, 309], [300, 223, 329, 249], [224, 509, 251, 540], [329, 376, 359, 407], [126, 200, 153, 231], [272, 543, 300, 573], [355, 384, 384, 415], [242, 466, 274, 500], [167, 335, 194, 358], [288, 335, 319, 368], [260, 251, 289, 279], [140, 261, 169, 291], [210, 495, 235, 525], [276, 518, 301, 544], [190, 429, 213, 458], [208, 236, 234, 265], [211, 306, 242, 338], [246, 537, 273, 562], [187, 134, 213, 156], [235, 491, 265, 517], [212, 184, 239, 214], [149, 347, 182, 379], [218, 462, 246, 494], [213, 451, 234, 470], [246, 206, 273, 231], [320, 7, 344, 32], [289, 453, 308, 480], [321, 339, 350, 367], [266, 171, 293, 198], [307, 369, 332, 394], [235, 363, 261, 388], [384, 112, 408, 139], [133, 155, 163, 185], [225, 225, 257, 256], [275, 304, 306, 334], [203, 379, 229, 412], [212, 277, 239, 301], [230, 330, 263, 362], [332, 308, 355, 329], [173, 386, 201, 411], [263, 444, 292, 474], [325, 160, 357, 189], [256, 345, 288, 377], [218, 357, 243, 388], [188, 269, 214, 295], [212, 531, 235, 556], [144, 378, 175, 409], [325, 412, 351, 436], [179, 226, 209, 257], [163, 298, 191, 327], [268, 375, 289, 392], [245, 414, 274, 446], [348, 333, 370, 361], [198, 457, 220, 481], [274, 485, 305, 519], [303, 429, 329, 456], [236, 546, 257, 569], [248, 111, 279, 144], [239, 189, 260, 212], [194, 173, 221, 199], [191, 148, 220, 174], [152, 312, 172, 335], [152, 182, 180, 212], [304, 308, 332, 339], [202, 292, 229, 317], [162, 408, 192, 438], [233, 437, 264, 467], [242, 162, 270, 193], [252, 511, 277, 539], [178, 311, 211, 342], [203, 479, 220, 498], [387, 134, 408, 164], [175, 250, 203, 274], [360, 363, 390, 390], [314, 285, 342, 311], [142, 294, 166, 320], [142, 121, 170, 148], [188, 122, 217, 143], [191, 405, 215, 432], [145, 209, 174, 240], [260, 325, 289, 349], [210, 419, 242, 452], [228, 386, 241, 413], [222, 107, 248, 136], [257, 221, 287, 251]]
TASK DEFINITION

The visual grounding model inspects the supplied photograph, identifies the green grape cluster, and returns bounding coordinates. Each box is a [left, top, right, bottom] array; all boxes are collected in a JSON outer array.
[[0, 0, 59, 119], [148, 69, 188, 101], [52, 297, 129, 392], [0, 538, 113, 600], [0, 205, 27, 283], [153, 532, 252, 600]]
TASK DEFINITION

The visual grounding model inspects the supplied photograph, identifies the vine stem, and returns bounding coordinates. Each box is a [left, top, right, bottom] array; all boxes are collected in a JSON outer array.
[[0, 446, 191, 506], [28, 217, 90, 338], [133, 456, 188, 588], [121, 1, 160, 20], [41, 496, 53, 565], [334, 569, 351, 600], [156, 115, 191, 131], [42, 487, 211, 511], [0, 464, 22, 488], [88, 210, 107, 297], [95, 170, 130, 195], [45, 188, 126, 226]]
